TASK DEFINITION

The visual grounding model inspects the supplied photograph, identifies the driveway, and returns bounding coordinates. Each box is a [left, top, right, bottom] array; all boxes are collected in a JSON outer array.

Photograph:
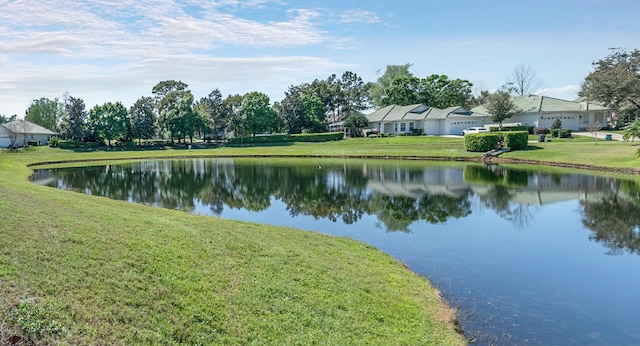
[[572, 131, 624, 141]]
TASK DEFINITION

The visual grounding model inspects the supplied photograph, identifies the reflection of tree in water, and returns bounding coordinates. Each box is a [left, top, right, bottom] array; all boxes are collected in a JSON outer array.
[[369, 193, 472, 233], [478, 185, 533, 228], [581, 180, 640, 255]]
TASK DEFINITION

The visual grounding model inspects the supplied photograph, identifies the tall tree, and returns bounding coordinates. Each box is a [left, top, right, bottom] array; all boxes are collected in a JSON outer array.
[[382, 75, 422, 106], [60, 96, 87, 141], [0, 114, 17, 124], [485, 90, 517, 130], [422, 74, 473, 108], [241, 92, 278, 136], [369, 64, 414, 108], [179, 92, 206, 143], [339, 71, 371, 119], [88, 102, 129, 145], [223, 94, 244, 138], [25, 97, 63, 131], [152, 80, 190, 142], [505, 63, 543, 96], [382, 74, 473, 108], [195, 89, 226, 140], [306, 75, 343, 122], [579, 48, 640, 117], [278, 84, 327, 134], [129, 96, 156, 144]]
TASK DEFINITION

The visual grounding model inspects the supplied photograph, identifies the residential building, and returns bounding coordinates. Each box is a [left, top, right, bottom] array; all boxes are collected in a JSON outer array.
[[365, 104, 487, 136], [0, 120, 57, 148], [472, 95, 610, 131]]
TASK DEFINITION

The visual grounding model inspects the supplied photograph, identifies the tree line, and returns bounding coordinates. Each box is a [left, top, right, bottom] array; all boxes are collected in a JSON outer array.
[[0, 68, 478, 144], [3, 49, 639, 144]]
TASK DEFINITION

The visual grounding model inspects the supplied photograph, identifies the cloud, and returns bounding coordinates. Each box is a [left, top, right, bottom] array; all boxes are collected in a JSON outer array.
[[338, 10, 381, 24], [536, 85, 581, 101]]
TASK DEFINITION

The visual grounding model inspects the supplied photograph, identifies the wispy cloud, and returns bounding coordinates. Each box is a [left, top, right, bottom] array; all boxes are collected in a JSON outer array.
[[337, 9, 381, 24]]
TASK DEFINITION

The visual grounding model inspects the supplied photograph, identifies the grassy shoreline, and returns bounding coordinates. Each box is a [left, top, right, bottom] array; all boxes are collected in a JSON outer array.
[[1, 136, 639, 344], [1, 141, 469, 345]]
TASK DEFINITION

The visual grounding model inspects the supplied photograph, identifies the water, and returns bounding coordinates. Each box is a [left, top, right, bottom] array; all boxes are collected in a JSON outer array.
[[31, 158, 640, 345]]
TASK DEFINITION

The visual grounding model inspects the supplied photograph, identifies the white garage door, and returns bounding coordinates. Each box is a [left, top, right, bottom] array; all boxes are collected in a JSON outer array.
[[0, 135, 10, 148]]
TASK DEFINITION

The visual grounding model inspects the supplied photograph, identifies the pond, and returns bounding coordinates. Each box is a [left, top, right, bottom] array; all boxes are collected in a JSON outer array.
[[31, 158, 640, 345]]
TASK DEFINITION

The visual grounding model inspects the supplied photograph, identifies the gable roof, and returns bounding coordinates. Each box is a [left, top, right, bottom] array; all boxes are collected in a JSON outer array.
[[366, 104, 434, 122], [1, 120, 57, 135], [366, 104, 483, 122], [472, 95, 609, 115]]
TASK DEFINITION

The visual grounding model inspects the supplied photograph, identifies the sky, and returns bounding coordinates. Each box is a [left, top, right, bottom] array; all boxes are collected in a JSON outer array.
[[1, 0, 639, 117]]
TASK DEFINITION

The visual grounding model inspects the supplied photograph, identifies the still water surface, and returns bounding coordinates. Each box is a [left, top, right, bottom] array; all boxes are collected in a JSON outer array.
[[32, 158, 640, 345]]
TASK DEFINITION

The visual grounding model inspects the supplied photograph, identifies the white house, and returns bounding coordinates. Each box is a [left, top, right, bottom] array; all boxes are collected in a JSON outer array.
[[0, 120, 57, 148], [365, 104, 487, 136], [472, 95, 610, 131]]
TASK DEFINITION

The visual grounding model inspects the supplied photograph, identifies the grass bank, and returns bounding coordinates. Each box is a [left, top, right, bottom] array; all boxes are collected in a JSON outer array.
[[0, 141, 466, 345], [2, 134, 639, 345]]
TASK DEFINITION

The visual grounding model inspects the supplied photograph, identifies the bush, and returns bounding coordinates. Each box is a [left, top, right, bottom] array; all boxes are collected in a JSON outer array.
[[502, 131, 529, 150], [551, 118, 562, 129], [48, 138, 60, 147], [463, 133, 501, 152], [57, 140, 102, 149], [558, 129, 572, 138], [227, 132, 343, 145], [534, 127, 549, 135], [489, 125, 534, 134]]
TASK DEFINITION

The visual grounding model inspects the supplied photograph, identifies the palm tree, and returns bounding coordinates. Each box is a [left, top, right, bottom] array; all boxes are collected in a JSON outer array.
[[623, 119, 640, 142]]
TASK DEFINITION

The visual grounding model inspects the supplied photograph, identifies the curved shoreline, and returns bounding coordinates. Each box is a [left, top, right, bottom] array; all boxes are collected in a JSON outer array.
[[28, 152, 640, 176]]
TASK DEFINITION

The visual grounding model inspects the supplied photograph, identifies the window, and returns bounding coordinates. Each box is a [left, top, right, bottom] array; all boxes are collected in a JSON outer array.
[[394, 123, 398, 132], [409, 122, 415, 130], [400, 123, 406, 132]]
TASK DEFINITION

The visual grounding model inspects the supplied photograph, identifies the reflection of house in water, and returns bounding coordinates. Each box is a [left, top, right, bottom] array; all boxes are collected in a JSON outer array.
[[364, 163, 630, 205], [364, 164, 472, 199]]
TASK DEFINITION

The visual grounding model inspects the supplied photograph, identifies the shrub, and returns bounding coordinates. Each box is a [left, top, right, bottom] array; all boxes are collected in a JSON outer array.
[[551, 118, 562, 129], [463, 133, 501, 152], [48, 138, 60, 147], [558, 129, 572, 138], [57, 140, 102, 149], [227, 132, 343, 145], [502, 131, 529, 150], [489, 125, 534, 134]]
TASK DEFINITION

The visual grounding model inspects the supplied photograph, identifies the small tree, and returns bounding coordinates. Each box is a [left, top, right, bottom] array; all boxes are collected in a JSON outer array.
[[623, 118, 640, 142], [551, 118, 562, 130], [585, 121, 603, 145], [485, 90, 517, 130], [343, 114, 369, 137]]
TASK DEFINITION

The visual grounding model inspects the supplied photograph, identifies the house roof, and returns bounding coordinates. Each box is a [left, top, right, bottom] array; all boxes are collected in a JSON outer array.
[[472, 94, 609, 115], [366, 104, 483, 122], [1, 120, 57, 135], [366, 104, 434, 122]]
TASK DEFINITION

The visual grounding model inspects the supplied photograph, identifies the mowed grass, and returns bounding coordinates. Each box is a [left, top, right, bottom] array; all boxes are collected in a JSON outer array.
[[0, 141, 466, 345], [1, 134, 639, 345]]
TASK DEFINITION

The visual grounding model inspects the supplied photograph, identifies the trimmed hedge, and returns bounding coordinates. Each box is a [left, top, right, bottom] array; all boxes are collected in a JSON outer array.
[[56, 140, 102, 149], [489, 125, 534, 134], [227, 132, 344, 145], [463, 131, 528, 152], [464, 133, 501, 152], [502, 131, 529, 150], [550, 129, 572, 138]]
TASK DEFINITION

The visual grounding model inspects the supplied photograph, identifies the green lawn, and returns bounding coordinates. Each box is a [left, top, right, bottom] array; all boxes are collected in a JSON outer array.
[[0, 143, 467, 345], [1, 135, 639, 345]]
